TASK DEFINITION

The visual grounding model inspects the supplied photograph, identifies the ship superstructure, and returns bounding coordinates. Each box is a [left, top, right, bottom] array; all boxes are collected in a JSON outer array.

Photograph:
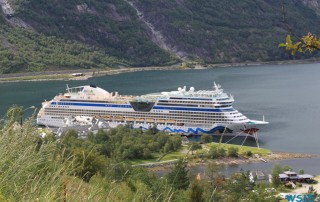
[[37, 83, 268, 135]]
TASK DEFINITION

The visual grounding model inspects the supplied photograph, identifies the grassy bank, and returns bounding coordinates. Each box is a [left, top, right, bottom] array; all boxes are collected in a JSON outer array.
[[130, 142, 271, 166], [129, 150, 187, 165], [205, 142, 271, 156]]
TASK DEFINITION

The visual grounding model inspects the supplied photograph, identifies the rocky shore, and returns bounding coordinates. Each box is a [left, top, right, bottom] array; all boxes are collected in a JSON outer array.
[[0, 59, 319, 83], [145, 151, 320, 173]]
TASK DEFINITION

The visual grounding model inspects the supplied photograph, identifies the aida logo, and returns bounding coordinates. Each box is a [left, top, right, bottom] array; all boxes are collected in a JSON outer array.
[[286, 194, 314, 202], [82, 89, 95, 95]]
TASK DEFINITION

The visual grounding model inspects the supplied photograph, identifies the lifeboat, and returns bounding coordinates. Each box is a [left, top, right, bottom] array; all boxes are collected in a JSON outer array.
[[157, 119, 166, 123], [115, 116, 124, 121], [167, 119, 176, 123], [102, 115, 112, 120], [146, 118, 154, 123], [126, 117, 135, 121]]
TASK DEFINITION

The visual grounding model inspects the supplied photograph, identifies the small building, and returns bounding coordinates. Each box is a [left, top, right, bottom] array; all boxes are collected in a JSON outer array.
[[249, 170, 268, 184], [297, 174, 314, 183], [279, 171, 314, 183], [284, 171, 300, 182], [284, 171, 297, 177], [279, 173, 289, 182]]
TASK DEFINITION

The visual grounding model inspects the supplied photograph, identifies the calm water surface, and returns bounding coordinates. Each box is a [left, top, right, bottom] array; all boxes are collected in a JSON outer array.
[[153, 158, 320, 177], [218, 158, 320, 176], [1, 63, 320, 154]]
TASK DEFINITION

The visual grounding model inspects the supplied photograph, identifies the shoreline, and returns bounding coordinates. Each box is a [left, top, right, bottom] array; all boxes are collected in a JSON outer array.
[[193, 152, 320, 167], [138, 151, 320, 171], [0, 59, 319, 83]]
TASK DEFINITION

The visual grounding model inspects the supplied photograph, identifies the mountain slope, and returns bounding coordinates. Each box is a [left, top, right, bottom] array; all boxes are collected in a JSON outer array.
[[0, 0, 176, 73], [12, 0, 176, 65], [130, 0, 320, 63], [0, 0, 320, 73]]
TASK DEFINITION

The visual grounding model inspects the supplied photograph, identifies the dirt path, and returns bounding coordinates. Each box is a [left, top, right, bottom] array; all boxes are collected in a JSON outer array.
[[292, 176, 320, 194]]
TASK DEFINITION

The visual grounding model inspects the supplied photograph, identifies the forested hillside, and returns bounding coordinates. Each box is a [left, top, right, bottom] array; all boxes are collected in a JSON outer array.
[[131, 0, 320, 63], [0, 0, 319, 73]]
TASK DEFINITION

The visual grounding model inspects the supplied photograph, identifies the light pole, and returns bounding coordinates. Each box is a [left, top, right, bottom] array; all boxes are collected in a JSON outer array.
[[20, 106, 35, 126]]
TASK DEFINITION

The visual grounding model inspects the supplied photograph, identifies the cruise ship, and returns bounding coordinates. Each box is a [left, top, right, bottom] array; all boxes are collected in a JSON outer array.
[[37, 83, 268, 135]]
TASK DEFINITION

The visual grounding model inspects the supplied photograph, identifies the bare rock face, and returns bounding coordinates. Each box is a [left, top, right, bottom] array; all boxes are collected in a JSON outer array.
[[0, 0, 33, 29], [0, 0, 15, 16], [76, 3, 97, 14], [301, 0, 320, 13]]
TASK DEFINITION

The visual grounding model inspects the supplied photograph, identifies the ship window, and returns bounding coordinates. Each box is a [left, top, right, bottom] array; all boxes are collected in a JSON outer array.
[[130, 102, 155, 112]]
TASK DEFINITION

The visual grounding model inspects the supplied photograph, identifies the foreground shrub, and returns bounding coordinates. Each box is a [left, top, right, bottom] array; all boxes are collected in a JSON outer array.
[[228, 147, 239, 158]]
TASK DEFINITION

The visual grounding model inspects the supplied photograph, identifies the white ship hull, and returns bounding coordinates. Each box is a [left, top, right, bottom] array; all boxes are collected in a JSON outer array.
[[37, 84, 268, 135]]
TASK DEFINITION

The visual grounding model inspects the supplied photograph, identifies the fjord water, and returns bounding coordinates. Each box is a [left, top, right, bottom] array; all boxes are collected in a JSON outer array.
[[1, 63, 320, 154]]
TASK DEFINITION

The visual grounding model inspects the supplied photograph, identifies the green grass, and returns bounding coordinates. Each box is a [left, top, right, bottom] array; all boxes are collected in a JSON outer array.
[[129, 157, 158, 165], [161, 151, 187, 161], [130, 142, 271, 165], [0, 74, 73, 82], [129, 150, 187, 165], [206, 142, 271, 156]]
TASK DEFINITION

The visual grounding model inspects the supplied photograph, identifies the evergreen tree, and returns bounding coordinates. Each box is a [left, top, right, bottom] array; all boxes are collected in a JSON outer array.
[[166, 159, 189, 190]]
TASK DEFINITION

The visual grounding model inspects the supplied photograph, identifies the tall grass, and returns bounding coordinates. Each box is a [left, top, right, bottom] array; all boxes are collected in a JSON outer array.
[[0, 118, 73, 201], [0, 112, 176, 201]]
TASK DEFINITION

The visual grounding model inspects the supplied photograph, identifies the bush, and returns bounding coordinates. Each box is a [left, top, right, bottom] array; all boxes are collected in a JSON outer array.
[[218, 148, 226, 158], [207, 146, 226, 159], [201, 135, 213, 143], [246, 151, 253, 157], [228, 147, 239, 158], [207, 147, 220, 159], [283, 165, 292, 171], [189, 142, 202, 151], [299, 169, 304, 174]]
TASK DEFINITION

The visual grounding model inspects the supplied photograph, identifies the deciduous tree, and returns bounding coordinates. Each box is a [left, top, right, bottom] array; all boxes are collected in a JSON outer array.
[[271, 163, 282, 188]]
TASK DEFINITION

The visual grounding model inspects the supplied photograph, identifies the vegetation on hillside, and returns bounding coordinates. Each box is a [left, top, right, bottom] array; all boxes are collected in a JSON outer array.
[[1, 0, 320, 73], [0, 0, 177, 73], [132, 0, 320, 63], [0, 23, 126, 73], [12, 0, 176, 66]]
